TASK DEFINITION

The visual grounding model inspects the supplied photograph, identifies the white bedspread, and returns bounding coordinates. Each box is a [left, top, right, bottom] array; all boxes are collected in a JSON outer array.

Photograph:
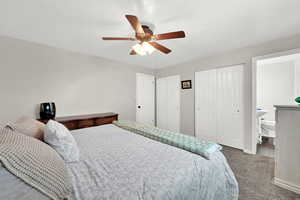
[[67, 124, 238, 200], [0, 124, 239, 200]]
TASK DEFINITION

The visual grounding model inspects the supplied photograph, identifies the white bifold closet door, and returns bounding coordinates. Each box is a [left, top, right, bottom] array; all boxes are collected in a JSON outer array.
[[136, 73, 155, 125], [195, 65, 244, 149], [157, 75, 180, 132], [216, 66, 244, 149], [195, 69, 218, 142]]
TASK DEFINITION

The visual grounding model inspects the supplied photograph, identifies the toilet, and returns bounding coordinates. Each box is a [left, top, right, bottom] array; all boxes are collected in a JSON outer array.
[[256, 109, 276, 144], [261, 120, 276, 138]]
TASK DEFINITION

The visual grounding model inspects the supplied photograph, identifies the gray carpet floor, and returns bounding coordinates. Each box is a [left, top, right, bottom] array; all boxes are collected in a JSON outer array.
[[257, 142, 275, 158], [221, 146, 300, 200]]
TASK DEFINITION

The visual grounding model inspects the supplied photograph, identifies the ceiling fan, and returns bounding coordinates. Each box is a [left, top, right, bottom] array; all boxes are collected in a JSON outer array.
[[102, 15, 186, 55]]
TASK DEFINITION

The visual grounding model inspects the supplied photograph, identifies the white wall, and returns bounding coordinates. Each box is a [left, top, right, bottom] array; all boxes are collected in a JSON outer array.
[[257, 61, 296, 121], [156, 34, 300, 153], [0, 36, 154, 123], [295, 59, 300, 97]]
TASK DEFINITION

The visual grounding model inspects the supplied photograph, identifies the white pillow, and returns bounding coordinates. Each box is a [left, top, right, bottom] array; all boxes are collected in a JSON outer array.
[[44, 120, 80, 163]]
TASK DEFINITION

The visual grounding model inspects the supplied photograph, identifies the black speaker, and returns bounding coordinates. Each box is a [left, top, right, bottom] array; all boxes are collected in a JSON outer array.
[[40, 102, 56, 120]]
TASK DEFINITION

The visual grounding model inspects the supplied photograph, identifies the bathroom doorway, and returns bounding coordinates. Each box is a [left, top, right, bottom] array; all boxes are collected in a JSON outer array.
[[252, 49, 300, 156]]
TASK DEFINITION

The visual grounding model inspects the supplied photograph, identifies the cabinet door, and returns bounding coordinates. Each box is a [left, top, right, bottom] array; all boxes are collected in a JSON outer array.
[[195, 70, 217, 142], [216, 65, 244, 149]]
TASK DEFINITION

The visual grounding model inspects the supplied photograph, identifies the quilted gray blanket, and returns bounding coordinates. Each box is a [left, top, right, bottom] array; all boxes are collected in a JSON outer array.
[[113, 120, 222, 159], [67, 124, 239, 200]]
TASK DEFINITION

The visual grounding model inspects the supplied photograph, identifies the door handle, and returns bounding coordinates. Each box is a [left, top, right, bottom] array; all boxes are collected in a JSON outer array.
[[138, 106, 141, 109]]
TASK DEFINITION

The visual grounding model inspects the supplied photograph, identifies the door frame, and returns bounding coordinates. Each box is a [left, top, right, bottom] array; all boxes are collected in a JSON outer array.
[[251, 48, 300, 154]]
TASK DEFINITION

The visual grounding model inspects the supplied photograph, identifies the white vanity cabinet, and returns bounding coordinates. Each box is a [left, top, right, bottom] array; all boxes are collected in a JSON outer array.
[[274, 105, 300, 194]]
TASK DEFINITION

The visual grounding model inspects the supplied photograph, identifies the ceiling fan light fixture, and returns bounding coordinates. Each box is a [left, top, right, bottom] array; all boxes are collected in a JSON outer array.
[[132, 42, 155, 56], [142, 42, 155, 54], [102, 15, 185, 55], [132, 43, 146, 56]]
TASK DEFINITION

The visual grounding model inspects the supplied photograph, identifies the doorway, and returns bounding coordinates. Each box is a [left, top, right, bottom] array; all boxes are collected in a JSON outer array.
[[251, 48, 300, 154]]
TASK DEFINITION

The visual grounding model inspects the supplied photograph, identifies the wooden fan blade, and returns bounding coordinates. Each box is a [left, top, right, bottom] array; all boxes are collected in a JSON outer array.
[[102, 37, 135, 41], [130, 50, 137, 55], [149, 42, 171, 54], [154, 31, 185, 40], [125, 15, 145, 34]]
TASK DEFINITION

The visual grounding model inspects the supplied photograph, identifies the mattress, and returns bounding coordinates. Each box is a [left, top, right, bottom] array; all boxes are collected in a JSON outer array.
[[0, 124, 238, 200]]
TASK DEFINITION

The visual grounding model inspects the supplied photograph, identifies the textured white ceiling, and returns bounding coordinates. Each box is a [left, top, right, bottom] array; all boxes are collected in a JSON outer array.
[[1, 0, 300, 69]]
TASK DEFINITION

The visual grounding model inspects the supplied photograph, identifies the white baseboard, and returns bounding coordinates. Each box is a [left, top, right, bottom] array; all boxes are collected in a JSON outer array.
[[243, 149, 255, 154], [274, 177, 300, 194]]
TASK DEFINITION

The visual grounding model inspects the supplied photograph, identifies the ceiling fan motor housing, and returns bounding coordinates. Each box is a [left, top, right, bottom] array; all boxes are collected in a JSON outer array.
[[136, 25, 154, 42]]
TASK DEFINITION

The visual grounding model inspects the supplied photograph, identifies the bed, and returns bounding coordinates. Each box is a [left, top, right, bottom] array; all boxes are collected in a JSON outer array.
[[0, 120, 238, 200]]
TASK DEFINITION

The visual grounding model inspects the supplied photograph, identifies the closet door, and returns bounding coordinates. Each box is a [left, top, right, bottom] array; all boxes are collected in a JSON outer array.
[[157, 75, 180, 132], [195, 70, 217, 142], [157, 78, 168, 129], [166, 76, 180, 132], [216, 65, 244, 149], [136, 73, 155, 125]]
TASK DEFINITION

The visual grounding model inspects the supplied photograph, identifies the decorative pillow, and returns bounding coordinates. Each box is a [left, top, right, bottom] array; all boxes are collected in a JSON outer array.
[[0, 127, 72, 200], [8, 116, 45, 140], [44, 120, 80, 163]]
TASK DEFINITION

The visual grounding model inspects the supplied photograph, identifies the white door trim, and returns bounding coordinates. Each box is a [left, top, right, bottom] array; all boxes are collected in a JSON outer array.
[[251, 48, 300, 154]]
